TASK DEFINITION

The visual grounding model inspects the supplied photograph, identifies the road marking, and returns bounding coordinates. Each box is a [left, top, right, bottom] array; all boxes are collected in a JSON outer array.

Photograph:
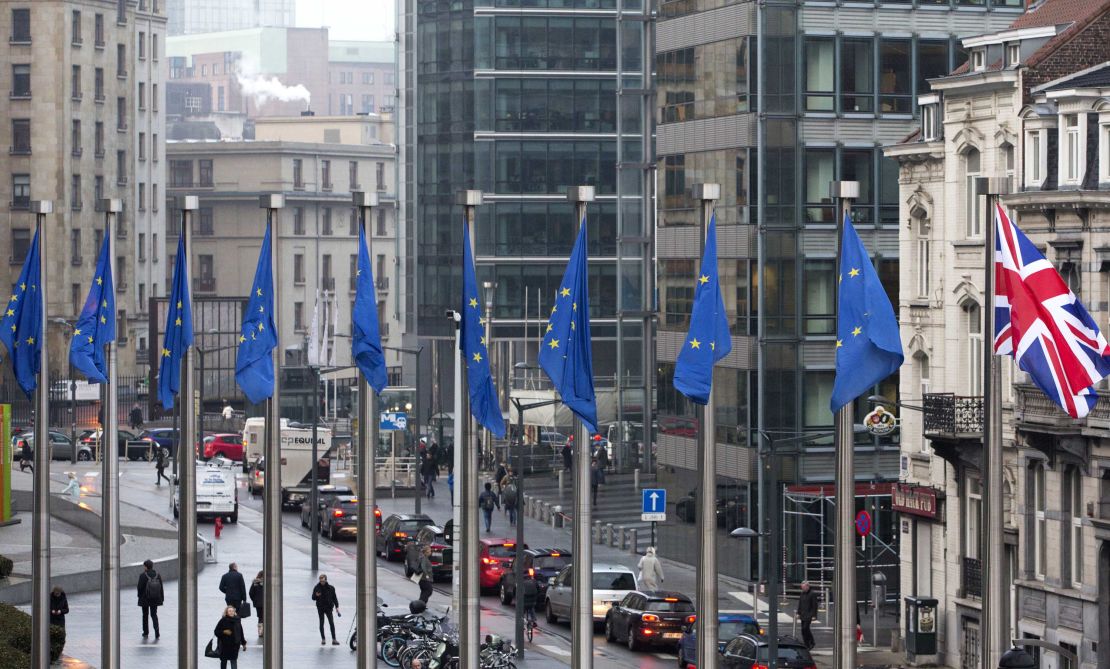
[[536, 644, 570, 656], [726, 591, 796, 624], [654, 652, 676, 659]]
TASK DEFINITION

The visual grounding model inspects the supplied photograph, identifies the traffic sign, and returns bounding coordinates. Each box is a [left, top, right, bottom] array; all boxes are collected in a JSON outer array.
[[642, 488, 666, 522], [855, 509, 872, 536], [380, 412, 408, 431]]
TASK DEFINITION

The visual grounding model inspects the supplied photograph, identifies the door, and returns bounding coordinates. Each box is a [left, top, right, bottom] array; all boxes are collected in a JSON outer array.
[[550, 567, 571, 616]]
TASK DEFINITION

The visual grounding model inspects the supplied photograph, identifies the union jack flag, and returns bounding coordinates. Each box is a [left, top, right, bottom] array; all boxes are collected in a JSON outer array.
[[994, 203, 1110, 418]]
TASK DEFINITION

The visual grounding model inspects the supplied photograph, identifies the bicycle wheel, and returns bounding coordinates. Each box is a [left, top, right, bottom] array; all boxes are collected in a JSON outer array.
[[380, 636, 407, 667]]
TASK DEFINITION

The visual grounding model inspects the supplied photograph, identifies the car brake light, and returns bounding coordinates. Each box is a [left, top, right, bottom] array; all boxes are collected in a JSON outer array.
[[663, 597, 679, 602], [550, 552, 560, 557], [528, 568, 535, 578], [374, 508, 382, 517], [684, 615, 696, 625], [641, 614, 660, 623], [503, 543, 515, 548], [641, 628, 654, 635], [333, 510, 345, 518], [394, 531, 407, 538], [481, 557, 495, 565], [753, 664, 769, 669]]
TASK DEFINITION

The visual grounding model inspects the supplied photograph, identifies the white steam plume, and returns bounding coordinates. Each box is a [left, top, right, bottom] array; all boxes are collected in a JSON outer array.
[[234, 55, 311, 107]]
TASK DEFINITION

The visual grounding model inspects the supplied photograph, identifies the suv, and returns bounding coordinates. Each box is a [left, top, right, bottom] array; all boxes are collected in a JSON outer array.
[[498, 547, 571, 607], [414, 524, 453, 581], [604, 590, 695, 651], [545, 563, 638, 624], [376, 514, 434, 561], [299, 484, 355, 529], [721, 634, 816, 669], [678, 613, 762, 668], [319, 495, 360, 539]]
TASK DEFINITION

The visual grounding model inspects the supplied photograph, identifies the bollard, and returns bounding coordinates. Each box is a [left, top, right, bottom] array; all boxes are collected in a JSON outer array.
[[605, 523, 614, 546], [551, 505, 562, 528], [558, 469, 565, 496], [630, 528, 638, 554], [633, 468, 640, 491]]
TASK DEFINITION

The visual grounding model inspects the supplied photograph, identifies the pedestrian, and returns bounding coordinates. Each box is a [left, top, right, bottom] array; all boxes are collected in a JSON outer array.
[[637, 546, 665, 590], [594, 437, 610, 471], [311, 574, 341, 645], [417, 545, 435, 604], [561, 442, 572, 472], [494, 461, 508, 499], [137, 559, 164, 640], [129, 402, 144, 431], [18, 437, 33, 473], [60, 472, 81, 502], [50, 585, 69, 649], [797, 580, 819, 650], [422, 452, 437, 499], [501, 472, 518, 527], [589, 458, 602, 507], [427, 440, 440, 478], [404, 540, 422, 579], [478, 482, 499, 533], [155, 447, 171, 486], [447, 471, 454, 504], [249, 571, 264, 639], [221, 400, 234, 425], [219, 562, 247, 610], [213, 605, 247, 668]]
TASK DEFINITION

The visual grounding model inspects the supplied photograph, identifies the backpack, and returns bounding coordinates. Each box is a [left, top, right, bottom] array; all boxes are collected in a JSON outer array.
[[481, 492, 496, 511], [144, 572, 164, 605], [503, 484, 518, 507]]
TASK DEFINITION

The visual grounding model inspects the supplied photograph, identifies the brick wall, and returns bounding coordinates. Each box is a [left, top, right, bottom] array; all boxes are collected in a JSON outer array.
[[1023, 9, 1110, 104]]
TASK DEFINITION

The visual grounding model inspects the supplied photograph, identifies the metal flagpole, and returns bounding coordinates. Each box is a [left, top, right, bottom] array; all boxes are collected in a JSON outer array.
[[830, 180, 859, 669], [260, 194, 285, 669], [354, 190, 380, 669], [567, 185, 595, 669], [177, 197, 199, 669], [451, 311, 464, 623], [691, 183, 720, 669], [977, 176, 1009, 669], [457, 189, 483, 669], [102, 199, 124, 669], [29, 200, 52, 667]]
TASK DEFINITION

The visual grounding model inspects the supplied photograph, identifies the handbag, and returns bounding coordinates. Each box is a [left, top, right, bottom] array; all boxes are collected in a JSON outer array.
[[204, 638, 220, 659], [238, 602, 252, 619], [409, 572, 422, 584]]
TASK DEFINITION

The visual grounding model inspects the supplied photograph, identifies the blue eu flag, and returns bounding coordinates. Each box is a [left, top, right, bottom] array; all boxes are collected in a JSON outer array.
[[69, 233, 116, 384], [460, 218, 505, 438], [673, 213, 732, 405], [538, 218, 597, 433], [0, 229, 42, 398], [352, 224, 386, 394], [159, 237, 194, 410], [830, 213, 904, 412], [236, 224, 278, 404]]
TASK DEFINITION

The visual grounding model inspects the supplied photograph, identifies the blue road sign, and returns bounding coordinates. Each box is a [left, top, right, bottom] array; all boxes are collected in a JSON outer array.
[[380, 411, 408, 431], [642, 488, 666, 521]]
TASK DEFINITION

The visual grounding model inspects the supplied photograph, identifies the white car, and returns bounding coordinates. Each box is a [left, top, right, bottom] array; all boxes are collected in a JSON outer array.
[[174, 462, 239, 523], [544, 563, 638, 624]]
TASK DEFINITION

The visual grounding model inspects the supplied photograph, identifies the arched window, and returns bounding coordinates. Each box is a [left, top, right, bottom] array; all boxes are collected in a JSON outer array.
[[965, 148, 982, 238]]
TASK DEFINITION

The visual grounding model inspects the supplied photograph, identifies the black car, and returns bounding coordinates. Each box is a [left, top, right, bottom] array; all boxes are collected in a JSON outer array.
[[414, 524, 453, 581], [721, 634, 817, 669], [138, 428, 179, 459], [299, 484, 355, 529], [604, 591, 695, 651], [498, 547, 571, 607], [375, 513, 434, 561], [320, 495, 361, 539]]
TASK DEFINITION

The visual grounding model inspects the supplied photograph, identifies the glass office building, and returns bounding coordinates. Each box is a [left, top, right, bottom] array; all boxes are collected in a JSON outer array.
[[402, 1, 653, 438], [653, 0, 1023, 581]]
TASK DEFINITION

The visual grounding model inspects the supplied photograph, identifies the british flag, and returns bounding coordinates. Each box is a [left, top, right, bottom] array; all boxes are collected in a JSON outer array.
[[994, 203, 1110, 418]]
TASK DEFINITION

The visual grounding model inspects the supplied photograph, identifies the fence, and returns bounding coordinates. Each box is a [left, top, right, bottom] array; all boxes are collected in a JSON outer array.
[[0, 368, 152, 432]]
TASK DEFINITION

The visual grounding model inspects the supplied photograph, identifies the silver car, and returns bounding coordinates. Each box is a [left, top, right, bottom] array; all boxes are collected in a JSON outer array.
[[544, 562, 638, 624]]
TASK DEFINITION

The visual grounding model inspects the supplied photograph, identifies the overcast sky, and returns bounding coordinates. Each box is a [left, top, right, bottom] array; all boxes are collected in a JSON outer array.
[[296, 0, 395, 42]]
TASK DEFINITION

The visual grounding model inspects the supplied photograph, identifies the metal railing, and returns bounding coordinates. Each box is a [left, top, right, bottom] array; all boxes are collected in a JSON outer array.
[[962, 557, 982, 599], [923, 393, 983, 435]]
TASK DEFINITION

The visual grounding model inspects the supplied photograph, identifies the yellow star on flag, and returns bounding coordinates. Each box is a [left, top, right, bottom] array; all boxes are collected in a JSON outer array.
[[836, 340, 843, 348], [572, 302, 577, 311], [479, 317, 487, 326], [25, 336, 34, 345], [570, 321, 575, 330], [469, 298, 478, 308], [851, 326, 862, 337], [239, 335, 246, 343], [550, 305, 557, 314], [710, 342, 715, 351], [73, 328, 81, 335], [479, 336, 486, 345], [162, 348, 171, 357], [10, 294, 18, 302], [100, 316, 106, 324], [690, 338, 701, 349], [472, 352, 482, 363], [19, 283, 26, 291], [102, 300, 108, 308], [96, 276, 102, 286], [87, 336, 93, 343], [545, 323, 553, 333], [849, 268, 860, 278], [560, 287, 571, 297], [548, 339, 559, 349], [5, 309, 12, 317], [356, 269, 361, 276], [698, 275, 709, 284], [175, 317, 182, 326], [257, 322, 265, 331], [256, 288, 263, 296], [177, 301, 183, 309], [259, 306, 264, 313]]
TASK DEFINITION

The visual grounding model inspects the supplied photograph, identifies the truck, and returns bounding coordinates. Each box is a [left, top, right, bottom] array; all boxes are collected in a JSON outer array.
[[173, 462, 239, 523], [241, 417, 332, 509]]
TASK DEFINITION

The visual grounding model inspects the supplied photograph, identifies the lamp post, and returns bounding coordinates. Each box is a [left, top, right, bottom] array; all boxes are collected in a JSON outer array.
[[29, 199, 52, 667], [730, 527, 767, 621], [384, 345, 424, 515]]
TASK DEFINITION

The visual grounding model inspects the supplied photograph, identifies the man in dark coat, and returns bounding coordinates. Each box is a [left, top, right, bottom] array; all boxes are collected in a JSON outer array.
[[796, 581, 819, 650], [137, 559, 164, 639], [19, 437, 33, 473], [219, 562, 247, 609], [561, 442, 573, 472], [311, 574, 341, 645]]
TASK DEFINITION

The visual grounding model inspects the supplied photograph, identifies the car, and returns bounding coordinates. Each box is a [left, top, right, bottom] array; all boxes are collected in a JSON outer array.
[[11, 431, 93, 461], [247, 457, 265, 495], [720, 634, 817, 669], [202, 433, 245, 461], [414, 524, 453, 581], [375, 514, 434, 561], [675, 483, 748, 528], [498, 547, 571, 607], [138, 428, 178, 459], [545, 563, 638, 624], [80, 428, 150, 460], [478, 538, 523, 592], [319, 495, 361, 540], [677, 613, 761, 668], [299, 484, 356, 529], [605, 591, 696, 651]]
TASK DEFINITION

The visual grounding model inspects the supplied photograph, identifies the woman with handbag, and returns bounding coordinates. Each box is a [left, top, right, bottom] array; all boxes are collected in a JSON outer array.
[[249, 571, 264, 639], [311, 574, 341, 645], [211, 606, 246, 668]]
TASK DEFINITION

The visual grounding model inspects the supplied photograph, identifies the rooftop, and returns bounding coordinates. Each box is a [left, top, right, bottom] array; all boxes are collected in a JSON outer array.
[[1040, 60, 1110, 90], [1010, 0, 1110, 30]]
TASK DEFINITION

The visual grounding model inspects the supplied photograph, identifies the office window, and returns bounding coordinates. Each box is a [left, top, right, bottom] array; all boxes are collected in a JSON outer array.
[[965, 148, 981, 237], [349, 161, 359, 189], [349, 254, 358, 291], [138, 232, 146, 261], [151, 34, 158, 60], [804, 150, 835, 224], [921, 101, 941, 141], [71, 120, 81, 156], [218, 86, 224, 111], [12, 64, 30, 97], [152, 184, 158, 211], [71, 174, 82, 210], [842, 149, 874, 223], [11, 174, 30, 209], [803, 259, 835, 335], [71, 229, 82, 265], [293, 207, 305, 235], [323, 208, 333, 235], [841, 39, 874, 113], [322, 160, 332, 189], [1031, 461, 1046, 578], [72, 283, 82, 315], [972, 49, 985, 71], [348, 210, 358, 236], [1066, 466, 1083, 586], [71, 65, 82, 99], [323, 254, 333, 290], [138, 182, 146, 210], [11, 8, 30, 42], [362, 94, 373, 113], [169, 160, 191, 187], [916, 220, 930, 299], [12, 119, 30, 154], [917, 41, 948, 94], [152, 133, 158, 161], [965, 472, 982, 561], [138, 132, 146, 160], [376, 162, 386, 190], [804, 38, 834, 112], [293, 158, 303, 189], [197, 208, 213, 235], [95, 121, 104, 156], [94, 176, 103, 202], [294, 302, 304, 331], [152, 84, 158, 111], [376, 208, 387, 236], [294, 254, 305, 284], [116, 150, 127, 184], [966, 301, 982, 394], [94, 13, 104, 46], [117, 96, 127, 129], [117, 44, 126, 77], [138, 31, 145, 58], [138, 82, 145, 109], [879, 40, 912, 113], [11, 228, 30, 261], [198, 159, 213, 187], [95, 67, 104, 100], [152, 233, 158, 261], [363, 71, 373, 84]]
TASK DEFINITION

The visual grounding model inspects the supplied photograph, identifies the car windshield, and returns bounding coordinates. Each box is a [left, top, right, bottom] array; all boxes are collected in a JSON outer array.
[[487, 544, 517, 559], [339, 502, 358, 513], [645, 600, 694, 613], [398, 519, 431, 532], [533, 556, 570, 570], [592, 572, 636, 590], [719, 620, 760, 639]]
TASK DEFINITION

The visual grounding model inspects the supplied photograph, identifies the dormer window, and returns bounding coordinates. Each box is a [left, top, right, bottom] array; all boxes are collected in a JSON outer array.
[[972, 50, 985, 72], [1007, 43, 1020, 68], [920, 94, 941, 141], [1063, 113, 1083, 184]]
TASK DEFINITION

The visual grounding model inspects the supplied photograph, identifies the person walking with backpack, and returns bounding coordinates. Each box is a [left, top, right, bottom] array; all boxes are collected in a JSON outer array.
[[248, 571, 264, 639], [137, 559, 164, 639], [311, 574, 341, 645], [213, 605, 247, 668], [478, 482, 499, 533], [219, 562, 247, 611], [500, 470, 518, 527], [154, 447, 171, 486]]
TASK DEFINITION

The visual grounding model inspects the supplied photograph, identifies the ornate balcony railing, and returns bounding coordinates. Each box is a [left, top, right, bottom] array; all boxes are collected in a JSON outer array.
[[962, 557, 982, 599], [923, 393, 983, 436]]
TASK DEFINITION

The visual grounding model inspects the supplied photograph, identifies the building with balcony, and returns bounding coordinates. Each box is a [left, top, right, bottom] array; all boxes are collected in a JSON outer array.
[[885, 1, 1110, 665], [162, 114, 401, 414]]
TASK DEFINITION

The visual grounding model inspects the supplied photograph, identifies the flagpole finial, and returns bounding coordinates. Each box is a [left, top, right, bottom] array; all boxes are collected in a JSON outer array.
[[99, 199, 124, 213], [258, 194, 285, 210], [352, 191, 379, 208], [456, 190, 484, 207], [690, 183, 720, 201], [566, 186, 595, 203], [29, 200, 53, 215], [176, 195, 199, 211], [829, 181, 860, 200]]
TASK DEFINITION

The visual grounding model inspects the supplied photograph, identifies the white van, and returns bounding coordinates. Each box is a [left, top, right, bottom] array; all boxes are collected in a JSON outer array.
[[240, 417, 331, 509], [174, 462, 239, 523]]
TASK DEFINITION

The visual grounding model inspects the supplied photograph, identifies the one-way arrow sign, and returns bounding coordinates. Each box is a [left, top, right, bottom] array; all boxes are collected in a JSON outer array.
[[642, 488, 666, 522]]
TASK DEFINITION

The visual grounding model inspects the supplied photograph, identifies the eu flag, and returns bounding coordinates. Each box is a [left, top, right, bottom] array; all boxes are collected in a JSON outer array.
[[158, 237, 194, 410], [69, 233, 116, 383], [673, 213, 732, 405], [236, 224, 278, 404], [830, 213, 904, 412], [538, 218, 597, 433], [460, 218, 505, 437], [352, 224, 386, 394], [0, 229, 42, 397]]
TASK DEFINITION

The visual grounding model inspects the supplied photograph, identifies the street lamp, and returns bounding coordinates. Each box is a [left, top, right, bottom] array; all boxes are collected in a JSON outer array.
[[730, 526, 767, 622]]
